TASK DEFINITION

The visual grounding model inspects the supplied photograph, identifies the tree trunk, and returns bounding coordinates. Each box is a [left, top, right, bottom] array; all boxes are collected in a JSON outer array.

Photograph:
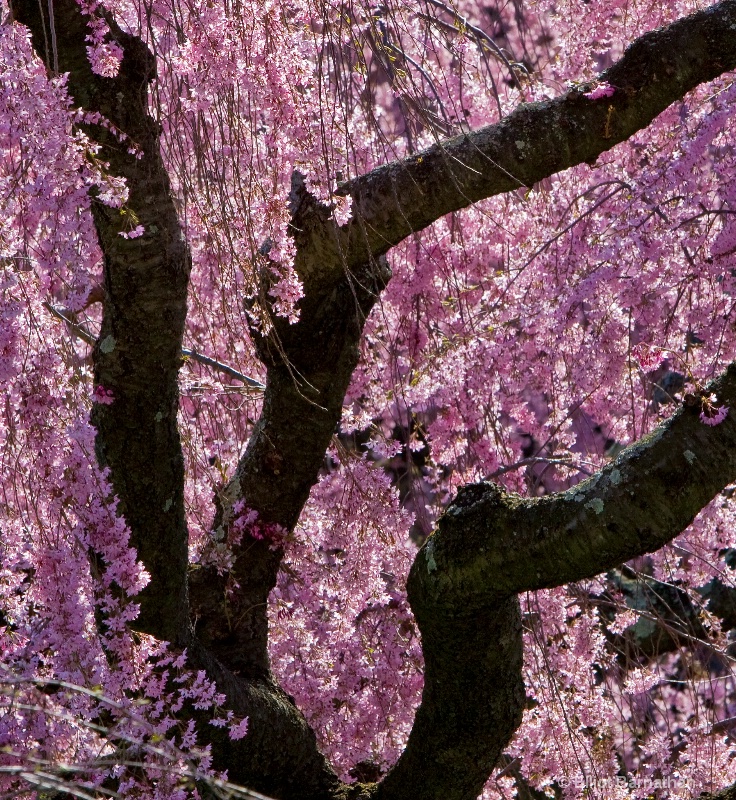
[[12, 1, 736, 798]]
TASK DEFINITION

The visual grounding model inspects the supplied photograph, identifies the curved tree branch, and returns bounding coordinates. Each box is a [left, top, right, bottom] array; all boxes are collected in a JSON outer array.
[[412, 366, 736, 605], [376, 368, 736, 800]]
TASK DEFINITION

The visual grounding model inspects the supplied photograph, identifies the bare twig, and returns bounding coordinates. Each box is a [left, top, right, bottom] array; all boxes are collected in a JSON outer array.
[[421, 0, 523, 84], [486, 456, 593, 479], [44, 301, 96, 346], [181, 348, 266, 390], [44, 303, 266, 390]]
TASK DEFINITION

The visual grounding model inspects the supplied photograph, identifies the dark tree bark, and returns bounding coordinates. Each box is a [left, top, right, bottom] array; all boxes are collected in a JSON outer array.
[[380, 365, 736, 800], [303, 1, 736, 278], [12, 1, 736, 799], [12, 0, 191, 644], [12, 4, 342, 798]]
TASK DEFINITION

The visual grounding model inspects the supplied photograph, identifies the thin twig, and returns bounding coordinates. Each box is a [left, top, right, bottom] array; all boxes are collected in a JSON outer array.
[[181, 348, 265, 390], [421, 0, 523, 86], [44, 302, 96, 346], [486, 456, 593, 479], [44, 303, 266, 390]]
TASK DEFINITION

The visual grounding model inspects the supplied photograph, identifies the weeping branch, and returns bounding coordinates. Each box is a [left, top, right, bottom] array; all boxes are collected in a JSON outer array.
[[16, 1, 736, 799]]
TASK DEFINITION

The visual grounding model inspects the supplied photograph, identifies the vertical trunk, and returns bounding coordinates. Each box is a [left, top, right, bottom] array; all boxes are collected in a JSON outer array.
[[14, 0, 191, 643]]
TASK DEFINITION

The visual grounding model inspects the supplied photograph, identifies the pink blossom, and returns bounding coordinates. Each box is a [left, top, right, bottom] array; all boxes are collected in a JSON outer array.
[[119, 225, 145, 239], [86, 41, 123, 78], [700, 404, 729, 426], [583, 82, 616, 100], [92, 385, 115, 405], [623, 667, 659, 696], [631, 343, 664, 371], [228, 717, 249, 740]]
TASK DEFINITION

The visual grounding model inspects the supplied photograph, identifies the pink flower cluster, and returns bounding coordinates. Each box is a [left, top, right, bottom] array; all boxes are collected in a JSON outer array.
[[119, 224, 145, 239], [231, 500, 287, 547], [583, 81, 616, 100], [77, 0, 123, 77], [92, 384, 115, 404], [699, 397, 729, 426]]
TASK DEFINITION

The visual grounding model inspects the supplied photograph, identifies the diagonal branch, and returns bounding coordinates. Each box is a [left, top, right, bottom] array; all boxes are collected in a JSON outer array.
[[181, 348, 266, 390], [44, 303, 265, 388], [340, 0, 736, 260], [413, 366, 736, 605], [289, 0, 736, 282]]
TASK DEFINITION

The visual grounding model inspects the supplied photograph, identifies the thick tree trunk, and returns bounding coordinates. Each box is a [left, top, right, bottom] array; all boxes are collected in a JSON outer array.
[[12, 5, 343, 798], [14, 1, 736, 799]]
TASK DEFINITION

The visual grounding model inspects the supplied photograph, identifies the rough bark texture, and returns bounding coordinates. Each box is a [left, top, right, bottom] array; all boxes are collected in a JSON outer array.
[[13, 0, 191, 644], [15, 2, 736, 799], [326, 1, 736, 278], [411, 365, 736, 603], [190, 224, 392, 681], [378, 369, 736, 800], [376, 595, 525, 800], [184, 639, 343, 800]]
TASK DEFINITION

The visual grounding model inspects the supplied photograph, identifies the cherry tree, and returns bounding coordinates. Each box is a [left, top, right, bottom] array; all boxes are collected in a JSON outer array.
[[3, 0, 736, 798]]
